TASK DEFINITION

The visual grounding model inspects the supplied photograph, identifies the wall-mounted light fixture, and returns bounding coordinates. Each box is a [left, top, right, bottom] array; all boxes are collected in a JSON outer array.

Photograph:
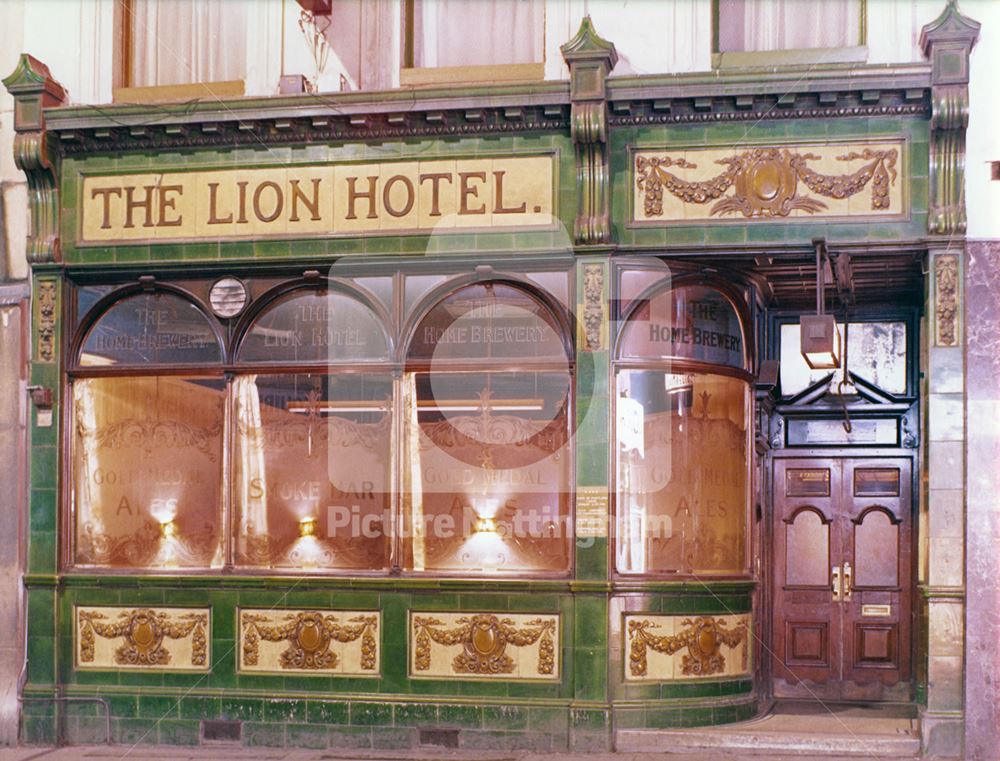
[[800, 239, 841, 370]]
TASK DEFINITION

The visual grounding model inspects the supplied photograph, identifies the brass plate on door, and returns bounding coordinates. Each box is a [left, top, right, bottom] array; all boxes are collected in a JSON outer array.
[[861, 604, 891, 617]]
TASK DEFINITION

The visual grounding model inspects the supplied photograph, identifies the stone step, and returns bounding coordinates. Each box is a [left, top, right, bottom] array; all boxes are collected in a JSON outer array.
[[616, 717, 921, 758]]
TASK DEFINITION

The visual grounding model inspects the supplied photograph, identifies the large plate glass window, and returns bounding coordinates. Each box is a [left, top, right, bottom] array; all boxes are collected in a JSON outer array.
[[232, 286, 393, 572], [402, 281, 573, 575], [615, 282, 751, 576], [71, 290, 225, 569]]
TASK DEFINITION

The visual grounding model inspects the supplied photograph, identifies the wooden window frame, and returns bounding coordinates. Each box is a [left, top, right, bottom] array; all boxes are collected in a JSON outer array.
[[711, 0, 868, 69], [112, 0, 245, 103], [399, 0, 545, 87]]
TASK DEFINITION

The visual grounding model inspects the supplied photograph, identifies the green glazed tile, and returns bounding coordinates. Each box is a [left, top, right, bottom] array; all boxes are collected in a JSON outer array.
[[307, 700, 349, 725], [244, 721, 286, 747], [350, 701, 392, 726]]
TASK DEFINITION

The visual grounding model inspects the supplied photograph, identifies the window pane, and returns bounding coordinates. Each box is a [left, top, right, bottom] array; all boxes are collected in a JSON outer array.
[[238, 289, 389, 364], [409, 282, 567, 364], [79, 292, 222, 367], [131, 0, 248, 87], [412, 0, 543, 68], [616, 370, 749, 575], [618, 285, 745, 369], [72, 377, 225, 569], [779, 321, 907, 396], [233, 373, 392, 571], [718, 0, 861, 52], [403, 370, 571, 574]]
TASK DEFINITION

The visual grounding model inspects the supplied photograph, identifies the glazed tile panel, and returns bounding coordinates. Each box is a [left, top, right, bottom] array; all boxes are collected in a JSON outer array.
[[238, 609, 380, 675], [624, 613, 750, 682], [409, 611, 560, 681], [74, 606, 210, 671], [632, 141, 906, 223]]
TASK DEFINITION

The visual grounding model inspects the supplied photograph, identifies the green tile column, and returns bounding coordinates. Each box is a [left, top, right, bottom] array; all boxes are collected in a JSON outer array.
[[571, 254, 611, 751]]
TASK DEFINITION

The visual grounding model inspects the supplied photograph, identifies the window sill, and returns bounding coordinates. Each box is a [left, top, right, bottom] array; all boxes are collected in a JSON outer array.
[[713, 45, 868, 70], [400, 62, 544, 88], [112, 79, 245, 104]]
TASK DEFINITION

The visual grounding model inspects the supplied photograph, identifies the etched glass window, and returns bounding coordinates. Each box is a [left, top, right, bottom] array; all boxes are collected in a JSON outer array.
[[403, 283, 572, 575], [79, 291, 221, 367], [71, 376, 225, 569], [233, 373, 392, 571], [615, 282, 750, 576]]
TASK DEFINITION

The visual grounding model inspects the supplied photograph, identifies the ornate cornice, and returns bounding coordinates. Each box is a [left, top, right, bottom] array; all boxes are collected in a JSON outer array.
[[610, 89, 929, 126], [56, 105, 571, 156]]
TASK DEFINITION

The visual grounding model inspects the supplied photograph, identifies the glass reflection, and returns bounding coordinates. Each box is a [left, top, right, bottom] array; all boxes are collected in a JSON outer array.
[[616, 370, 749, 575], [72, 376, 225, 569], [233, 373, 392, 570], [402, 371, 571, 574], [79, 292, 221, 367], [237, 290, 389, 364]]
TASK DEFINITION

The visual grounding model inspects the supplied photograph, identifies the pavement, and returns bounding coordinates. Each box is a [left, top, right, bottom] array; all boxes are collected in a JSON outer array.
[[0, 750, 922, 761]]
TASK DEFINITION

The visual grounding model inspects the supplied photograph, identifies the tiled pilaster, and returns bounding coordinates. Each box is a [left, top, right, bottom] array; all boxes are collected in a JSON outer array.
[[920, 244, 966, 757]]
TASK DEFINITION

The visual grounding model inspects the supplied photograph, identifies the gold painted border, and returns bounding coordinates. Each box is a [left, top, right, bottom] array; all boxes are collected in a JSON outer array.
[[406, 610, 562, 683], [73, 149, 563, 248], [236, 607, 382, 677], [73, 605, 212, 672], [624, 137, 911, 229]]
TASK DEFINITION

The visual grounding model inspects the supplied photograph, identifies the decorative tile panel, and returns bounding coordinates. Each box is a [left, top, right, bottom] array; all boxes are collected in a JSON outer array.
[[238, 609, 379, 676], [409, 611, 559, 680], [632, 141, 905, 224], [75, 606, 210, 671], [624, 613, 750, 681]]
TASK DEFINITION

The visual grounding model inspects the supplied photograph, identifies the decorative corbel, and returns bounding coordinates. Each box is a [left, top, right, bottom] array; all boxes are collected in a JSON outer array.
[[920, 1, 980, 236], [2, 55, 68, 264], [561, 17, 618, 245]]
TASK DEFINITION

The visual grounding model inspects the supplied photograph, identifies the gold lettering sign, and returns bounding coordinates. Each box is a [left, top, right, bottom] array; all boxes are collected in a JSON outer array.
[[80, 156, 555, 244]]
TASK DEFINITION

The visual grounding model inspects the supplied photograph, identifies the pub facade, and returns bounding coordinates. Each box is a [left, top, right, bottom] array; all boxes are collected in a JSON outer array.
[[3, 4, 987, 756]]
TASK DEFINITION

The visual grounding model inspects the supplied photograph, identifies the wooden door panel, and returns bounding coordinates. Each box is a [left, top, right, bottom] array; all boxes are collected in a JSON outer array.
[[773, 460, 841, 694], [785, 507, 830, 587], [841, 458, 911, 693], [786, 621, 831, 667], [772, 457, 913, 701], [853, 508, 900, 588], [852, 623, 899, 669]]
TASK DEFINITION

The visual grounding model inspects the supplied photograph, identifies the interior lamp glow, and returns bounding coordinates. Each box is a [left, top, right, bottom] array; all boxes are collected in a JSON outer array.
[[160, 520, 177, 539], [474, 516, 498, 534], [800, 239, 841, 370], [299, 516, 317, 538]]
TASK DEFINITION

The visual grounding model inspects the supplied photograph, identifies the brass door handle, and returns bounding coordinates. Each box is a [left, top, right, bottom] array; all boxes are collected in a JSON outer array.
[[843, 561, 853, 601], [832, 565, 842, 601]]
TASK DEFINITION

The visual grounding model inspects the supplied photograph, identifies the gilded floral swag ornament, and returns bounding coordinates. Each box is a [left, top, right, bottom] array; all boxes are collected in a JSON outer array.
[[241, 611, 378, 672], [413, 614, 557, 677], [635, 146, 898, 219], [628, 615, 748, 678], [77, 608, 208, 668]]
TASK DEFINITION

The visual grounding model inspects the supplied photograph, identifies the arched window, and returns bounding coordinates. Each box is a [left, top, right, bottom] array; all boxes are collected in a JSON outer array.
[[71, 289, 225, 570], [232, 285, 393, 572], [402, 281, 573, 575], [615, 282, 751, 576]]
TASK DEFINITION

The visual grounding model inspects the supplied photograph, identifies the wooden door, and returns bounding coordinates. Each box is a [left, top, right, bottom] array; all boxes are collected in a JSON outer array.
[[772, 457, 912, 701]]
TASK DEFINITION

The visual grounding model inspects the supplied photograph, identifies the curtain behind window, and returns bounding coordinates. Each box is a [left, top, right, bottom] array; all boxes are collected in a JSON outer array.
[[413, 0, 543, 68], [130, 0, 250, 86], [718, 0, 860, 52]]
